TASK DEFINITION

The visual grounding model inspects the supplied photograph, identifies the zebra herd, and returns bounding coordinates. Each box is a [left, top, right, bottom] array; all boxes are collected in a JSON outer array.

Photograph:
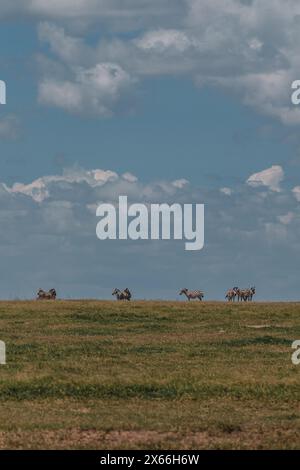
[[35, 286, 256, 301], [225, 286, 256, 302], [37, 288, 57, 300], [179, 286, 256, 302], [112, 288, 132, 301]]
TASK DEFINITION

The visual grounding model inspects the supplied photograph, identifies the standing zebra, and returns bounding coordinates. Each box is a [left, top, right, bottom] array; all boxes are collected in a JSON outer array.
[[112, 288, 132, 301], [246, 286, 256, 301], [225, 287, 239, 302], [179, 288, 204, 301]]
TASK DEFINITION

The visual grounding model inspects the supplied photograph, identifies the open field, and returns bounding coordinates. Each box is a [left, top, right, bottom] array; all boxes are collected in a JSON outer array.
[[0, 300, 299, 449]]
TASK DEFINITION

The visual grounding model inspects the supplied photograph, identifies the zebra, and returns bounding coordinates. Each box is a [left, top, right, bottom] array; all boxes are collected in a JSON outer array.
[[225, 286, 239, 302], [37, 288, 57, 300], [112, 288, 132, 301], [179, 288, 204, 301], [235, 288, 246, 302], [236, 287, 256, 301], [236, 288, 247, 301], [245, 286, 256, 301]]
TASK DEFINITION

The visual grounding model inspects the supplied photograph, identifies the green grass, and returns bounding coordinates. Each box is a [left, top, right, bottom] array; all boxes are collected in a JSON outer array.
[[0, 300, 299, 449]]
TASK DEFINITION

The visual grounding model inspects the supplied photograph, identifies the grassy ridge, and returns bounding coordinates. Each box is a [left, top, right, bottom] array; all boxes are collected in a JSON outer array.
[[0, 300, 299, 449]]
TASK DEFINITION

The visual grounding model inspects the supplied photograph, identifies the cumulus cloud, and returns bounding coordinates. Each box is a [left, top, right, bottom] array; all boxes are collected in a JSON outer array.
[[135, 29, 196, 52], [5, 168, 118, 202], [39, 62, 135, 115], [1, 0, 300, 122], [38, 22, 87, 63], [247, 165, 284, 192], [32, 1, 300, 122]]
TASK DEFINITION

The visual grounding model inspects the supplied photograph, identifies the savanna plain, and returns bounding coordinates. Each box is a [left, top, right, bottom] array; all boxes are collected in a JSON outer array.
[[0, 300, 299, 449]]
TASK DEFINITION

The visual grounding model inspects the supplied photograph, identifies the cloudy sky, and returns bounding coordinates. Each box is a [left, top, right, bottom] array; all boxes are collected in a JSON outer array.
[[1, 0, 300, 300]]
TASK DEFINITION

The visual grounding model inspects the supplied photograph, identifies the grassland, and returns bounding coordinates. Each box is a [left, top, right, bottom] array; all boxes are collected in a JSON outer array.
[[0, 300, 299, 449]]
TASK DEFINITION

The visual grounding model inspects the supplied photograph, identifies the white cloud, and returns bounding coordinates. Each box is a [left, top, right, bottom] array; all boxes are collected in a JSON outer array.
[[4, 168, 192, 205], [5, 168, 118, 202], [33, 1, 300, 122], [135, 29, 195, 52], [2, 2, 300, 122], [215, 71, 300, 125], [39, 62, 135, 115], [38, 22, 87, 63], [122, 172, 138, 183], [7, 179, 49, 203], [39, 80, 82, 112], [247, 165, 284, 192], [184, 0, 300, 124]]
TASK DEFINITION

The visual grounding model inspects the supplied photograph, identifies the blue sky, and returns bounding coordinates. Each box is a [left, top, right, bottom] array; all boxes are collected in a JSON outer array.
[[0, 1, 300, 300]]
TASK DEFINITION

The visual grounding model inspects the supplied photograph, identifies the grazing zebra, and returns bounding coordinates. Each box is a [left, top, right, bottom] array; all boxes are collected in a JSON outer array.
[[112, 288, 132, 301], [179, 288, 204, 301], [37, 288, 57, 300], [225, 287, 239, 302]]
